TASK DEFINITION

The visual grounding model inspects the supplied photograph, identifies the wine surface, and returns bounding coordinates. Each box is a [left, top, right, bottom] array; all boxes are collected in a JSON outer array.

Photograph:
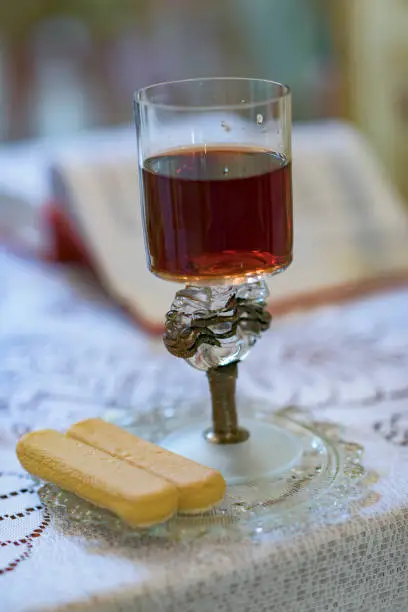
[[141, 146, 292, 283]]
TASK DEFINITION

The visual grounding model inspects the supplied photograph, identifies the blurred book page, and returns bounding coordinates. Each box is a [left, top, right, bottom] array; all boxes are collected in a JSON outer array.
[[49, 121, 408, 326], [51, 157, 178, 325], [273, 122, 408, 297], [0, 126, 135, 251]]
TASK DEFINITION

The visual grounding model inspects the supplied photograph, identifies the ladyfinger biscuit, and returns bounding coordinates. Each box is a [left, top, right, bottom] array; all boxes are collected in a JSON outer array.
[[16, 429, 178, 527], [68, 418, 226, 513]]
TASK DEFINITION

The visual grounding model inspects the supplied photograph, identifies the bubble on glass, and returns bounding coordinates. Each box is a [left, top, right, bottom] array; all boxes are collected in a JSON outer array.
[[221, 120, 231, 132], [256, 113, 264, 126]]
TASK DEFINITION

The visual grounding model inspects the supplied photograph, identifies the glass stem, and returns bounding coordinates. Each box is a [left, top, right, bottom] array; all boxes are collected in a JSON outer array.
[[205, 362, 249, 444]]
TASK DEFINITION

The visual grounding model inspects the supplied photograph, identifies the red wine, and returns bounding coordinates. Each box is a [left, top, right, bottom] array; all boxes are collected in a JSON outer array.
[[141, 146, 293, 282]]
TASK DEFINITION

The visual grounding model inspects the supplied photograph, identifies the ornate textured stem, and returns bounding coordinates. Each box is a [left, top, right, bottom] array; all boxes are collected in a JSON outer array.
[[163, 279, 271, 443]]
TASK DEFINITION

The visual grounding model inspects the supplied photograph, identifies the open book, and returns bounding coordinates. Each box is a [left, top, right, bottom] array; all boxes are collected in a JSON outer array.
[[2, 121, 408, 331]]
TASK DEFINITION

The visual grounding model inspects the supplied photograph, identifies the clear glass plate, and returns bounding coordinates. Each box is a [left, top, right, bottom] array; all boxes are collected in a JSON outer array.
[[38, 404, 372, 543]]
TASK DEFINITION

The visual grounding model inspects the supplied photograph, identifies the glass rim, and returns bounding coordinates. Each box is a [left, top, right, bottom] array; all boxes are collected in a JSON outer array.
[[134, 77, 291, 112]]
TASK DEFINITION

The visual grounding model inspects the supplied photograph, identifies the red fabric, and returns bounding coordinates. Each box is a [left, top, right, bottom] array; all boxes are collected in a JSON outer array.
[[41, 202, 91, 265]]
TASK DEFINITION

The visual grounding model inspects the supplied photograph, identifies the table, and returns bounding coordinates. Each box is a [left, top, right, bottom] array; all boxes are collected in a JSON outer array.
[[2, 251, 408, 611]]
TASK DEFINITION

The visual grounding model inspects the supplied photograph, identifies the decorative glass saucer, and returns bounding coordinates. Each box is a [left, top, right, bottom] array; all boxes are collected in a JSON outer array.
[[39, 405, 371, 543]]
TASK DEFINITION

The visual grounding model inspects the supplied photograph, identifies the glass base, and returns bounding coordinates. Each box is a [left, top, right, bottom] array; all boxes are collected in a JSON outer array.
[[161, 419, 302, 485]]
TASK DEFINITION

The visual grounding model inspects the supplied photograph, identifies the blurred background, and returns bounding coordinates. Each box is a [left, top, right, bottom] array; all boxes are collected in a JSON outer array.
[[0, 0, 407, 201]]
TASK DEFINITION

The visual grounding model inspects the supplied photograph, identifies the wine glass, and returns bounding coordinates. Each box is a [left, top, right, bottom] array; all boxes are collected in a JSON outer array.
[[133, 78, 301, 485]]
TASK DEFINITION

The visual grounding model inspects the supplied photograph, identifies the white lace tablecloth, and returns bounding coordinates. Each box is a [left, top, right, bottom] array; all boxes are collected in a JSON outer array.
[[1, 251, 408, 612]]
